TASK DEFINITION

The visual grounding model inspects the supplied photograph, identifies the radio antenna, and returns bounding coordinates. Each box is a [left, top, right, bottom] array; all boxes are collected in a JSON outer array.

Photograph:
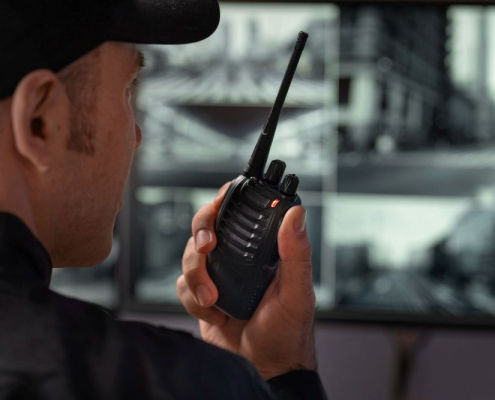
[[243, 31, 309, 179]]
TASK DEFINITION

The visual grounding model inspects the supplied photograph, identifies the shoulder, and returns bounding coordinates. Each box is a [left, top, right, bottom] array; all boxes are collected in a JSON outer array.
[[49, 292, 274, 399], [115, 319, 274, 399]]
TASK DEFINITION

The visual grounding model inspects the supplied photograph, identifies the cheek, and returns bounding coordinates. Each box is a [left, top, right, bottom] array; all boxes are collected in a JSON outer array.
[[117, 108, 138, 180], [104, 87, 139, 169], [108, 95, 138, 150], [124, 94, 138, 148], [95, 120, 135, 202]]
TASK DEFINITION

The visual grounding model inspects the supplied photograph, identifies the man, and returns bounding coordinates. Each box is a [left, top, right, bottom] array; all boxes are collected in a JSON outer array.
[[0, 1, 327, 399]]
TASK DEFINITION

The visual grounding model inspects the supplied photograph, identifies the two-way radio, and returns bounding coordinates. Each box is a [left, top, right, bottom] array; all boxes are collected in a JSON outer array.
[[206, 31, 309, 320]]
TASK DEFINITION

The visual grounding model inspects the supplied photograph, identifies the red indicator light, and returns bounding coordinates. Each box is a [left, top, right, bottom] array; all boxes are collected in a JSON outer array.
[[271, 199, 280, 208]]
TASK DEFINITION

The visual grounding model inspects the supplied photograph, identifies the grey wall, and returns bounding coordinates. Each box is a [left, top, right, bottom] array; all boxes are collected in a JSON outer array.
[[120, 313, 495, 400]]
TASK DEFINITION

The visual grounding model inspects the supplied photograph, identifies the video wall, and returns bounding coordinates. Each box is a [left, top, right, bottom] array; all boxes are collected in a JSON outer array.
[[50, 3, 495, 326]]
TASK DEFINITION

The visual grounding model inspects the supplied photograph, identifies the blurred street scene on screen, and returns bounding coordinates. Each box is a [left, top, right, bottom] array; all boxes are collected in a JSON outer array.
[[333, 5, 495, 316], [49, 3, 495, 322]]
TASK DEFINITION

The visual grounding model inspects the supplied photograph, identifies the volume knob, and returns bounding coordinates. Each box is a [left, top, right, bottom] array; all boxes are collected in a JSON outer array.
[[264, 160, 286, 185], [280, 174, 299, 196]]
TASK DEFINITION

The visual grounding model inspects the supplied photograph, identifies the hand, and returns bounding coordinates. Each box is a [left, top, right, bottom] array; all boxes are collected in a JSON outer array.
[[176, 182, 317, 380]]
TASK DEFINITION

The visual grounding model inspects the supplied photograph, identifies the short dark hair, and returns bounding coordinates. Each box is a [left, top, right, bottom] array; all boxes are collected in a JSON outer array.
[[57, 48, 101, 155]]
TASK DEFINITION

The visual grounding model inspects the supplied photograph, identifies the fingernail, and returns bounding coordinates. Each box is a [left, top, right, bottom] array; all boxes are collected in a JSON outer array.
[[293, 210, 307, 233], [196, 285, 212, 307], [196, 229, 211, 249]]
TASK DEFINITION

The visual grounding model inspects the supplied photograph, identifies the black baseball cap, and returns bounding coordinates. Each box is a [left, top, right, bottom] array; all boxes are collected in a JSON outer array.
[[0, 0, 220, 100]]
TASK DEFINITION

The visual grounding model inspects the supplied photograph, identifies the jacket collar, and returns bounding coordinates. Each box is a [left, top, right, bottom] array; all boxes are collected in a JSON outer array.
[[0, 212, 52, 287]]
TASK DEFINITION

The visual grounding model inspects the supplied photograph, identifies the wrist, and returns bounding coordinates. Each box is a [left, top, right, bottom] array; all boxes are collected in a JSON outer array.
[[255, 331, 318, 380]]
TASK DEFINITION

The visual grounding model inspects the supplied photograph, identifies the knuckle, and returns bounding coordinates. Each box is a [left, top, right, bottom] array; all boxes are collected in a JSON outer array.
[[176, 285, 201, 316], [182, 238, 196, 263], [182, 299, 202, 319], [176, 276, 188, 297], [183, 263, 201, 284], [186, 236, 195, 247], [203, 315, 225, 327], [177, 284, 188, 302], [192, 205, 213, 231], [183, 300, 217, 323], [182, 252, 194, 268]]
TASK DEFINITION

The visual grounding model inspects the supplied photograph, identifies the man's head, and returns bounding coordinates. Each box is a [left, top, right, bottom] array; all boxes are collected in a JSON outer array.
[[0, 42, 143, 267], [0, 0, 219, 267]]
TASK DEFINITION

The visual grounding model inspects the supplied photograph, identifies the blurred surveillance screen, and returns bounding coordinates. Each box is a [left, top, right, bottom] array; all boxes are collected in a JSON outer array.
[[51, 2, 495, 325], [333, 4, 495, 320], [132, 3, 337, 307], [135, 4, 336, 176]]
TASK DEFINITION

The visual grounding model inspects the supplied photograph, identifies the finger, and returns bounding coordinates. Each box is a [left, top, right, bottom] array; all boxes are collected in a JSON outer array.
[[276, 206, 315, 304], [182, 237, 219, 307], [191, 204, 217, 253], [213, 181, 231, 209], [192, 181, 231, 254], [177, 275, 228, 326]]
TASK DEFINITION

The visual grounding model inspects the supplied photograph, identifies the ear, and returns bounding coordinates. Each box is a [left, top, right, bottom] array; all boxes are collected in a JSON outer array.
[[11, 70, 70, 172]]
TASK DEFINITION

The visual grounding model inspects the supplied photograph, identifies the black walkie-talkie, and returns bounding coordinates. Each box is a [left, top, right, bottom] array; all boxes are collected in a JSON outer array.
[[206, 31, 309, 320]]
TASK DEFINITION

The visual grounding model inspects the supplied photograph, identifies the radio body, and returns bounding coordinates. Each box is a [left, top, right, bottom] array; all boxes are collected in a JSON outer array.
[[205, 32, 308, 320], [207, 170, 301, 319]]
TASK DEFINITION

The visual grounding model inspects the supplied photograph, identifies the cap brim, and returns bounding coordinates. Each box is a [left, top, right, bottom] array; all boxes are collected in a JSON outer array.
[[108, 0, 220, 45], [0, 0, 220, 100]]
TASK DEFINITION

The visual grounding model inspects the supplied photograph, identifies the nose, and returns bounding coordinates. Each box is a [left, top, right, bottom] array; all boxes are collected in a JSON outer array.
[[135, 123, 143, 150]]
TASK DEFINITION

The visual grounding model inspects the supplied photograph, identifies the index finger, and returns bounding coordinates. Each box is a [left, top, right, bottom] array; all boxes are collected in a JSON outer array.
[[212, 181, 231, 210]]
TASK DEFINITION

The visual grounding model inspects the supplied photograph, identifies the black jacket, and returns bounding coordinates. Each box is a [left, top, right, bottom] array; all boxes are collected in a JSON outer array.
[[0, 213, 327, 399]]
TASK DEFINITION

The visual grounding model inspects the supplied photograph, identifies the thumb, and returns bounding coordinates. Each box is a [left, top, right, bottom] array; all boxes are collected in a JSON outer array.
[[277, 206, 314, 304]]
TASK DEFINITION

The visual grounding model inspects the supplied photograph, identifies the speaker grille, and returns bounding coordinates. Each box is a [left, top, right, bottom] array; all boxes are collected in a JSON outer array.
[[218, 192, 267, 263]]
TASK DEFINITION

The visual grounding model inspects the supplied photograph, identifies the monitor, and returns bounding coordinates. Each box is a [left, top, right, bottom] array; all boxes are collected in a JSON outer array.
[[51, 0, 495, 328]]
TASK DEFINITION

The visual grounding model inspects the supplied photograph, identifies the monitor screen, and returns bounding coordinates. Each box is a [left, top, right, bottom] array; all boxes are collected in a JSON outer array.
[[128, 1, 495, 327], [51, 0, 495, 328], [331, 3, 495, 326]]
